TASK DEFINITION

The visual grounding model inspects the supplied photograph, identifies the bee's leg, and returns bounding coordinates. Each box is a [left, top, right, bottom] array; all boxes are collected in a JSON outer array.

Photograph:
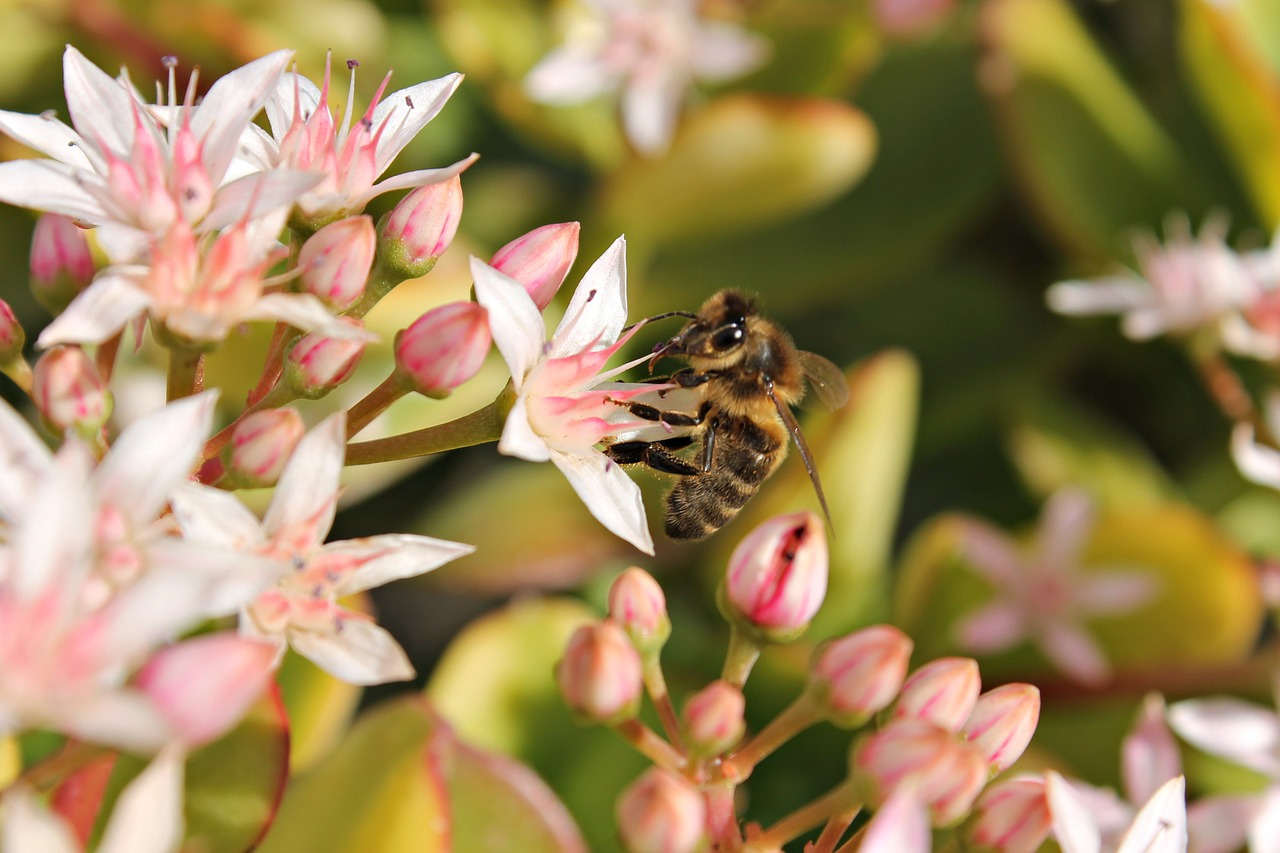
[[609, 399, 711, 428], [604, 440, 702, 476]]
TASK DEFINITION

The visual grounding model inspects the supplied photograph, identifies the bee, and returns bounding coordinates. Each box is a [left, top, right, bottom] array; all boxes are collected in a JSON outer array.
[[604, 289, 849, 540]]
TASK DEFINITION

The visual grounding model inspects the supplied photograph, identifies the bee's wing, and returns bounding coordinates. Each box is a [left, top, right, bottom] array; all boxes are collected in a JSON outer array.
[[798, 351, 850, 410], [767, 380, 834, 530]]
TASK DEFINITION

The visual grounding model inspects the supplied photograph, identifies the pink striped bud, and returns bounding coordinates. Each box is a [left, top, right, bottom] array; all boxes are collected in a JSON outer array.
[[490, 222, 580, 310], [33, 345, 112, 434], [616, 768, 706, 853], [723, 511, 827, 641], [0, 299, 24, 362], [284, 318, 367, 398], [378, 176, 463, 278], [811, 625, 913, 726], [298, 216, 375, 310], [681, 681, 746, 758], [853, 720, 989, 827], [966, 776, 1051, 853], [607, 567, 670, 653], [394, 301, 490, 398], [556, 621, 643, 724], [30, 213, 95, 314], [962, 684, 1040, 773], [136, 633, 277, 747], [225, 408, 305, 487], [892, 657, 981, 732]]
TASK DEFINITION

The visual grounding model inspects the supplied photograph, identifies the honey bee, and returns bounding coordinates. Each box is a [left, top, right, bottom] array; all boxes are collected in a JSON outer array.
[[604, 289, 849, 540]]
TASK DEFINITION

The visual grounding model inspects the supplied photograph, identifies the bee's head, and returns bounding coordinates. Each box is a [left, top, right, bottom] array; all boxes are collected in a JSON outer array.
[[662, 290, 756, 364]]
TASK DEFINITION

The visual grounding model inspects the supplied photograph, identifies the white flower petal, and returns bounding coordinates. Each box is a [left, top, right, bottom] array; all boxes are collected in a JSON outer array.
[[472, 256, 547, 387], [1187, 794, 1258, 853], [621, 73, 682, 156], [2, 787, 80, 853], [1040, 620, 1111, 686], [1121, 694, 1182, 808], [952, 601, 1027, 652], [690, 22, 770, 81], [265, 71, 323, 141], [1046, 278, 1151, 317], [958, 520, 1024, 584], [355, 153, 479, 207], [1075, 570, 1159, 615], [93, 391, 217, 523], [1047, 771, 1103, 853], [170, 482, 267, 548], [1116, 775, 1186, 853], [551, 449, 654, 554], [1232, 421, 1280, 490], [1168, 697, 1280, 777], [190, 49, 293, 185], [36, 272, 153, 347], [550, 235, 628, 357], [371, 74, 464, 171], [62, 45, 139, 158], [290, 619, 414, 685], [859, 789, 931, 853], [262, 413, 345, 545], [0, 159, 108, 223], [98, 744, 185, 853], [0, 109, 91, 167], [525, 51, 618, 103], [13, 440, 96, 600], [56, 688, 173, 753], [243, 292, 371, 339], [0, 398, 53, 522], [497, 393, 553, 462], [1038, 487, 1095, 570], [325, 534, 475, 596], [144, 538, 283, 620], [1249, 786, 1280, 853], [200, 169, 322, 233]]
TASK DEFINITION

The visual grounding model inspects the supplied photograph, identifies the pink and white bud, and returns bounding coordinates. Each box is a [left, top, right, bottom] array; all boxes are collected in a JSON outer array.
[[616, 768, 707, 853], [872, 0, 958, 38], [32, 345, 112, 434], [556, 621, 644, 724], [394, 301, 491, 398], [136, 633, 278, 747], [378, 176, 464, 278], [298, 216, 375, 311], [966, 776, 1051, 853], [490, 222, 581, 310], [723, 511, 828, 640], [285, 318, 367, 398], [893, 657, 981, 732], [681, 680, 746, 758], [30, 213, 95, 314], [0, 299, 24, 362], [962, 684, 1040, 773], [853, 720, 988, 827], [226, 408, 305, 487], [811, 625, 913, 725], [608, 567, 671, 653]]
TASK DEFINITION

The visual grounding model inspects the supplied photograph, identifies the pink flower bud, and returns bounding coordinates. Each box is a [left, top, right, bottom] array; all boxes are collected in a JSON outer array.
[[226, 408, 305, 487], [30, 213, 95, 314], [394, 301, 490, 398], [0, 299, 24, 362], [966, 776, 1051, 853], [490, 222, 580, 310], [616, 768, 706, 853], [853, 720, 988, 827], [962, 684, 1040, 773], [811, 625, 913, 725], [681, 680, 746, 757], [723, 511, 828, 639], [298, 216, 375, 310], [136, 633, 278, 747], [608, 567, 670, 653], [872, 0, 957, 38], [378, 176, 463, 278], [33, 345, 112, 433], [285, 318, 367, 398], [556, 621, 644, 723], [892, 657, 981, 732]]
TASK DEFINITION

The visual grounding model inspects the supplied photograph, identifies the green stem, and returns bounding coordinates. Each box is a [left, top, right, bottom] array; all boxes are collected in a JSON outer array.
[[705, 784, 743, 852], [642, 658, 684, 751], [166, 346, 204, 401], [1, 356, 32, 396], [728, 693, 823, 772], [721, 624, 764, 689], [345, 373, 410, 440], [614, 718, 686, 772], [747, 782, 861, 853], [344, 398, 507, 465]]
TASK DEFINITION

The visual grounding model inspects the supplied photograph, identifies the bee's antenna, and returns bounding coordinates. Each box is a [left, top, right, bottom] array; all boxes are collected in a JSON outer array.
[[622, 310, 696, 334]]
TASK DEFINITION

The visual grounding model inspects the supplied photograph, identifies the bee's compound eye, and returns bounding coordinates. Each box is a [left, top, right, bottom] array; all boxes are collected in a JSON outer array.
[[711, 324, 744, 351]]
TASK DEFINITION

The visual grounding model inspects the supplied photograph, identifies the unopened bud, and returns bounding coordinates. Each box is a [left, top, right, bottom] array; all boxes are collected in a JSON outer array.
[[853, 720, 988, 827], [30, 213, 95, 314], [224, 408, 305, 487], [721, 511, 827, 642], [873, 0, 957, 38], [0, 299, 25, 362], [394, 301, 490, 398], [810, 625, 913, 726], [490, 222, 580, 310], [892, 657, 981, 732], [284, 318, 367, 398], [607, 568, 670, 654], [681, 680, 746, 758], [966, 776, 1051, 853], [298, 216, 375, 311], [962, 684, 1040, 773], [556, 621, 644, 724], [33, 345, 112, 434], [616, 768, 706, 853], [378, 176, 463, 279]]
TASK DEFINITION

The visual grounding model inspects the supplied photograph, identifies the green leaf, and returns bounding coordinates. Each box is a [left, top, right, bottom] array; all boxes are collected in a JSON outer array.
[[274, 649, 361, 773], [981, 0, 1210, 259], [1179, 0, 1280, 227], [601, 94, 877, 247]]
